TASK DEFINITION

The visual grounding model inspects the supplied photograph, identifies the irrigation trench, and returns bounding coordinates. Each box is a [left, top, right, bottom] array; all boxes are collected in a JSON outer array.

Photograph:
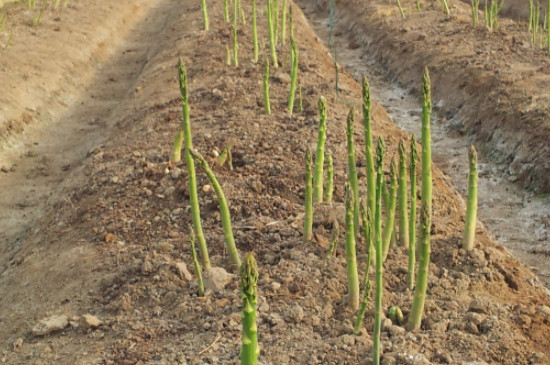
[[0, 0, 548, 292]]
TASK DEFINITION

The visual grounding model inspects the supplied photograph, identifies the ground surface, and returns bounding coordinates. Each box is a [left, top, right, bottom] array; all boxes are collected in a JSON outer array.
[[0, 0, 549, 364]]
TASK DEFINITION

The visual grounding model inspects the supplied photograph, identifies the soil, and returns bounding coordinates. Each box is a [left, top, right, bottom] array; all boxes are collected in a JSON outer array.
[[0, 0, 549, 365]]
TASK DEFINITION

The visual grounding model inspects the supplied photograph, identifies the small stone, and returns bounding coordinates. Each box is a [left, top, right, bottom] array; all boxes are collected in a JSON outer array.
[[381, 355, 396, 365], [270, 282, 281, 291], [203, 267, 234, 293], [381, 318, 393, 332], [388, 325, 406, 337], [79, 314, 102, 331], [339, 334, 355, 346], [273, 72, 292, 84], [286, 305, 305, 324], [32, 315, 69, 336], [174, 262, 193, 281]]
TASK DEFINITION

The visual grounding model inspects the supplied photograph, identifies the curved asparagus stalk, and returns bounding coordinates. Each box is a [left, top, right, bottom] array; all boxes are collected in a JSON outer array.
[[287, 38, 298, 114], [347, 108, 360, 238], [189, 227, 205, 296], [398, 140, 409, 248], [189, 149, 241, 269], [354, 200, 372, 334], [240, 253, 259, 365], [373, 137, 385, 365], [382, 157, 398, 261], [174, 58, 210, 269], [252, 0, 259, 63], [200, 0, 209, 31], [263, 59, 271, 115], [304, 148, 313, 241], [407, 67, 433, 332], [462, 145, 478, 251], [408, 134, 418, 291], [362, 76, 376, 248], [326, 219, 339, 258], [323, 151, 334, 202], [313, 97, 327, 203], [345, 182, 360, 310], [406, 203, 431, 331]]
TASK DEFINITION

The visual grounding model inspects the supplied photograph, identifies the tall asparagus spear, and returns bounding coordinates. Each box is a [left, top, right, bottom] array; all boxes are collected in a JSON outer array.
[[354, 200, 372, 334], [304, 148, 313, 241], [240, 253, 259, 365], [345, 182, 360, 310], [398, 140, 409, 249], [200, 0, 209, 31], [267, 0, 278, 67], [281, 0, 288, 44], [362, 76, 376, 248], [263, 59, 271, 115], [288, 38, 299, 114], [373, 137, 385, 365], [172, 58, 210, 269], [252, 0, 259, 63], [189, 149, 241, 269], [407, 67, 433, 331], [462, 145, 478, 251], [323, 151, 334, 202], [313, 97, 327, 203], [347, 108, 360, 238], [407, 134, 418, 291], [382, 157, 398, 261]]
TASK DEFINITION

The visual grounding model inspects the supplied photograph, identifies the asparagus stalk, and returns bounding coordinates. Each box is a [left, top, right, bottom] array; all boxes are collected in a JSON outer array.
[[345, 182, 360, 310], [189, 227, 205, 296], [347, 108, 360, 238], [173, 58, 210, 269], [274, 0, 280, 44], [362, 76, 376, 248], [396, 0, 406, 18], [239, 0, 246, 25], [267, 0, 278, 67], [462, 145, 478, 251], [189, 149, 241, 269], [398, 139, 409, 248], [313, 97, 327, 203], [326, 220, 339, 258], [354, 200, 372, 334], [407, 67, 433, 332], [252, 0, 259, 63], [304, 148, 313, 241], [224, 0, 230, 22], [373, 137, 385, 365], [263, 60, 271, 115], [408, 134, 418, 291], [171, 129, 184, 163], [382, 157, 398, 261], [233, 25, 239, 67], [323, 151, 334, 202], [281, 0, 288, 45], [240, 253, 259, 365], [200, 0, 209, 31], [287, 38, 298, 114]]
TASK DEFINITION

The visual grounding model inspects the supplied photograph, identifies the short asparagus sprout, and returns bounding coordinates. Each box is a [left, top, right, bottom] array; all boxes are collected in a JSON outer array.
[[252, 0, 259, 63], [233, 25, 239, 67], [287, 38, 298, 114], [4, 30, 13, 50], [304, 148, 313, 241], [462, 145, 478, 251], [263, 60, 271, 115], [326, 220, 339, 258], [362, 75, 376, 249], [281, 0, 288, 45], [398, 140, 409, 249], [189, 227, 205, 296], [416, 0, 421, 11], [171, 58, 210, 269], [240, 253, 259, 365], [354, 200, 372, 334], [313, 97, 327, 203], [200, 0, 209, 31], [373, 137, 385, 365], [323, 151, 334, 202], [267, 0, 278, 67], [408, 134, 418, 291], [382, 157, 398, 261], [388, 306, 404, 325], [347, 108, 360, 238], [224, 0, 230, 23], [217, 140, 234, 170], [344, 182, 360, 310], [189, 149, 241, 269]]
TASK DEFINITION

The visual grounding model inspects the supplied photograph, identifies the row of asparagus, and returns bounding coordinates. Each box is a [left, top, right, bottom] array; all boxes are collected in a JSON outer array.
[[170, 1, 479, 364]]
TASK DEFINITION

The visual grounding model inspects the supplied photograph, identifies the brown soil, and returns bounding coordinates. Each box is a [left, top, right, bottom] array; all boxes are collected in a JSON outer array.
[[0, 0, 549, 364]]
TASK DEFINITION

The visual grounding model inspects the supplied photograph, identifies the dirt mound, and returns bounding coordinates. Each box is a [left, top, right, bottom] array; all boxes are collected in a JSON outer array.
[[0, 0, 549, 364]]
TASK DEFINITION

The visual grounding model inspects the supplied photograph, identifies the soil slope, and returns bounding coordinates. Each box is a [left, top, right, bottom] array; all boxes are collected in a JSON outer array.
[[0, 0, 549, 364]]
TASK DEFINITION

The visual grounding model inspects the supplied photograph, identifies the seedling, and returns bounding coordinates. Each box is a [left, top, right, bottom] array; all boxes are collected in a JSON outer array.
[[344, 183, 360, 310], [388, 306, 404, 325], [313, 97, 327, 203], [190, 149, 241, 269], [240, 254, 259, 365], [189, 227, 205, 296], [441, 0, 450, 15], [171, 58, 210, 269], [462, 145, 478, 251], [304, 148, 313, 241]]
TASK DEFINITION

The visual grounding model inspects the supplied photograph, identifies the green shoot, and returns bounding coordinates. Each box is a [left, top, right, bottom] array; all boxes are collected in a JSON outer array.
[[32, 8, 44, 27], [0, 14, 6, 33], [267, 0, 278, 67], [190, 149, 241, 269], [298, 84, 303, 112], [233, 25, 239, 67], [462, 145, 478, 251], [347, 108, 360, 238], [201, 0, 209, 31], [189, 227, 205, 297], [313, 97, 327, 203], [274, 0, 280, 44], [441, 0, 450, 15], [344, 182, 360, 310], [471, 0, 480, 27], [382, 157, 398, 261], [398, 140, 409, 249], [396, 0, 406, 18], [263, 59, 271, 114], [252, 0, 259, 63], [354, 200, 372, 334], [240, 253, 259, 365], [224, 0, 230, 22], [362, 76, 376, 251], [408, 134, 418, 291], [287, 38, 298, 114], [323, 151, 334, 202], [326, 219, 339, 257], [217, 140, 234, 170], [239, 0, 246, 25], [304, 148, 313, 241], [373, 137, 385, 365], [281, 0, 287, 45]]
